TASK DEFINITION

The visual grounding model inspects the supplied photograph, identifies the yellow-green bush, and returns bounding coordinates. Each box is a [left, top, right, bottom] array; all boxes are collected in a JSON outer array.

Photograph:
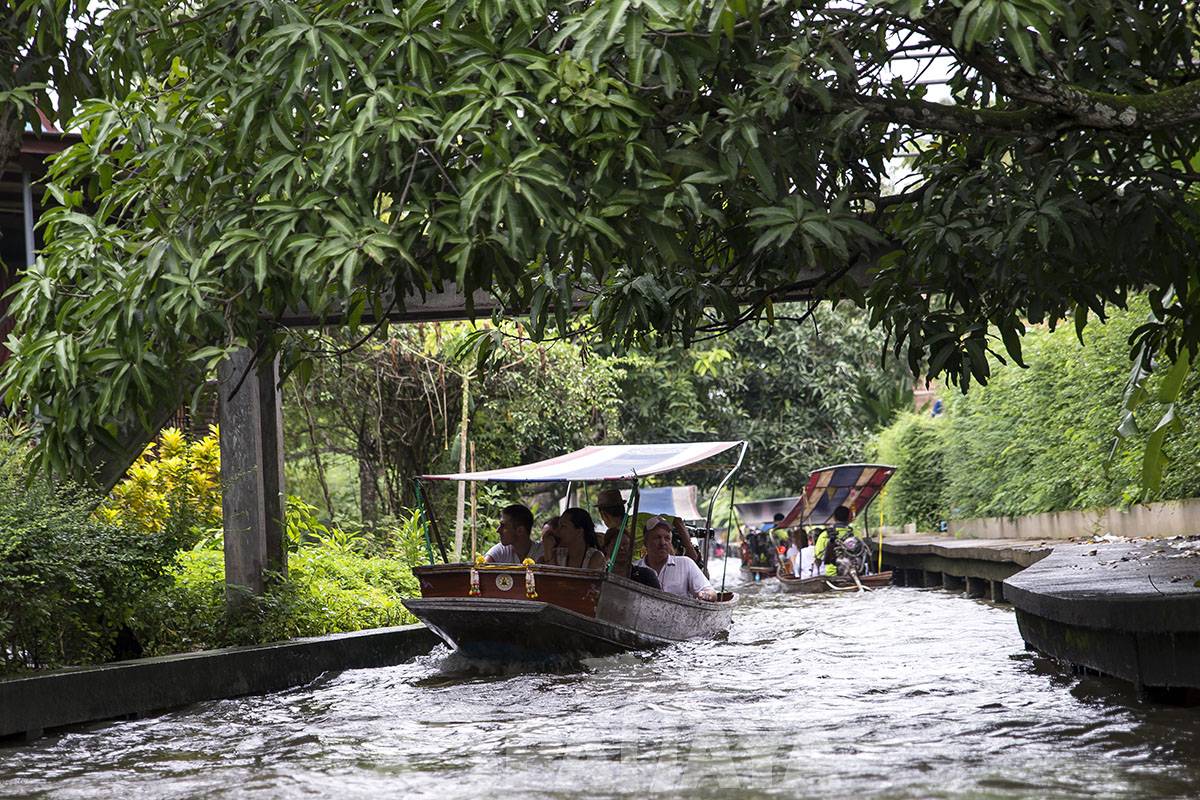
[[99, 426, 222, 535]]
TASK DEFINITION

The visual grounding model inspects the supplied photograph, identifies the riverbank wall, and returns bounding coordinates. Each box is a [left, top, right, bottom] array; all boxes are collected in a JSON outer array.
[[879, 535, 1200, 700], [1, 624, 439, 742], [876, 496, 1200, 541]]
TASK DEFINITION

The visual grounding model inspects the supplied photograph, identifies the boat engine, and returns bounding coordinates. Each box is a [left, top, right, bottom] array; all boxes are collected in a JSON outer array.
[[835, 535, 869, 577]]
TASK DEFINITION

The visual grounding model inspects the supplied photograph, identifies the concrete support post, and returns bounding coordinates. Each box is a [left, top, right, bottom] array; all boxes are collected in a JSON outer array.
[[942, 573, 965, 593], [219, 347, 287, 608], [989, 580, 1006, 603]]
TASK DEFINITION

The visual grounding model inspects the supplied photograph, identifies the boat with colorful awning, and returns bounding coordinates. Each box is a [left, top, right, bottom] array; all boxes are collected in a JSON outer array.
[[774, 463, 896, 594], [403, 442, 746, 660]]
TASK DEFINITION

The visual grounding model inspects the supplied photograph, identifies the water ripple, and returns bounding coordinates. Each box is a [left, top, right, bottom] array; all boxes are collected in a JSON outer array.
[[3, 561, 1200, 799]]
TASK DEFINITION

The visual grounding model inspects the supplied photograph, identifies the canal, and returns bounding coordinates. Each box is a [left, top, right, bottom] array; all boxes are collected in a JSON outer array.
[[3, 561, 1200, 799]]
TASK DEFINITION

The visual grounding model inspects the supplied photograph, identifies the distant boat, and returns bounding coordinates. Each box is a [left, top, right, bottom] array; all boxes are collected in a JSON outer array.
[[773, 463, 897, 592], [403, 441, 746, 660], [776, 571, 894, 594]]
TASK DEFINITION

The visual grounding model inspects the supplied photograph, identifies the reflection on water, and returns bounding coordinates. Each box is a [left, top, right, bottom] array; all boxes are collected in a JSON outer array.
[[3, 559, 1200, 800]]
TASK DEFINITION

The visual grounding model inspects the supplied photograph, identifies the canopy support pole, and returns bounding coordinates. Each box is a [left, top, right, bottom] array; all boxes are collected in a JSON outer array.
[[704, 441, 747, 533], [720, 480, 737, 595], [607, 480, 639, 573], [878, 486, 886, 574], [415, 479, 436, 565]]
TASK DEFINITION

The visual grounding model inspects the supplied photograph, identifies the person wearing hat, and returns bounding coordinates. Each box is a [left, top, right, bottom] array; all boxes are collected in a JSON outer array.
[[595, 487, 660, 589], [635, 516, 716, 600]]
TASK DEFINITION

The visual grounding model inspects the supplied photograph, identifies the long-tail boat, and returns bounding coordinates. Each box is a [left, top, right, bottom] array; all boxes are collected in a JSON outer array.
[[773, 463, 897, 594], [403, 442, 746, 660], [733, 496, 801, 582]]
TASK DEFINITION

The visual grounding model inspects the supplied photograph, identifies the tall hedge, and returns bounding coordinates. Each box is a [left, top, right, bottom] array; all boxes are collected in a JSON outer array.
[[871, 300, 1200, 525], [871, 412, 948, 529]]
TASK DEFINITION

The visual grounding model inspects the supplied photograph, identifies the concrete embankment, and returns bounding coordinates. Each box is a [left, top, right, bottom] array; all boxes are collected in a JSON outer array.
[[880, 535, 1200, 698], [1, 624, 439, 741]]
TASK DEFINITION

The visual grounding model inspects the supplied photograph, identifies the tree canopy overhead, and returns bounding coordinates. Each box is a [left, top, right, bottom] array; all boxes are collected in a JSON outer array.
[[6, 0, 1200, 477]]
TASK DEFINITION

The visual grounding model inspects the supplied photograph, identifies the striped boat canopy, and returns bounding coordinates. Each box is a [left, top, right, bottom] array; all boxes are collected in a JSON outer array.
[[778, 463, 896, 527], [734, 497, 802, 526], [422, 442, 746, 483]]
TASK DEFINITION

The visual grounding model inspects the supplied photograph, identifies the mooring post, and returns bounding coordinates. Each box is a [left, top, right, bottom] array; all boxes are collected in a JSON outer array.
[[989, 580, 1006, 603], [219, 346, 287, 608]]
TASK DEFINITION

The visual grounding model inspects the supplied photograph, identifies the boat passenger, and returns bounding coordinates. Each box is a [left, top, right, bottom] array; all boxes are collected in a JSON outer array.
[[540, 507, 607, 570], [484, 503, 544, 564], [636, 516, 717, 601], [595, 488, 660, 588], [798, 528, 816, 578], [784, 529, 813, 578], [773, 513, 793, 557], [746, 524, 778, 571], [814, 505, 855, 577], [670, 515, 704, 567]]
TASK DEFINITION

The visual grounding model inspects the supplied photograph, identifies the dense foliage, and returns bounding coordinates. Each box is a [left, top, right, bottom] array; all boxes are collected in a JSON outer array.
[[873, 304, 1200, 526], [283, 307, 904, 526], [284, 323, 625, 521], [0, 434, 191, 673], [8, 0, 1200, 483], [0, 1, 97, 165], [0, 427, 425, 676], [139, 503, 421, 655], [617, 303, 910, 494], [871, 412, 948, 531]]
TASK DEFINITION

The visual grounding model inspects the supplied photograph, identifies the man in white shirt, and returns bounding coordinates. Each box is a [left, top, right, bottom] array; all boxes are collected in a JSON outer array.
[[635, 516, 717, 600], [484, 504, 544, 564]]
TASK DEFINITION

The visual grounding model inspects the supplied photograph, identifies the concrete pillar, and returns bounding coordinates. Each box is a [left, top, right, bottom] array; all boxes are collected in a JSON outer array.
[[922, 570, 942, 588], [942, 573, 965, 593], [966, 576, 988, 598], [989, 580, 1006, 603], [219, 346, 287, 608]]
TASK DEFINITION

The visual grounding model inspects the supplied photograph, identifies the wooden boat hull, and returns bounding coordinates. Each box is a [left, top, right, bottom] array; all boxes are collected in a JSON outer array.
[[777, 571, 893, 594], [405, 564, 736, 660], [740, 564, 775, 581]]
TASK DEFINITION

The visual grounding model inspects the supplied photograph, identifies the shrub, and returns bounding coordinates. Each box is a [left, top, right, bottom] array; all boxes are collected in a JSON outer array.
[[871, 411, 948, 530], [870, 300, 1200, 524], [99, 426, 222, 538], [0, 439, 188, 674], [136, 499, 423, 654]]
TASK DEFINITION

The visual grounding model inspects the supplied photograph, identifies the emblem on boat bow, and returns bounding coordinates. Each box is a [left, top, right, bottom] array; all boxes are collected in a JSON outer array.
[[495, 574, 514, 592]]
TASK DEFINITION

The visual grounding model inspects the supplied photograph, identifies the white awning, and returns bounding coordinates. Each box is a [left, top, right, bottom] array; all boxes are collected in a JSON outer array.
[[422, 442, 745, 483]]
